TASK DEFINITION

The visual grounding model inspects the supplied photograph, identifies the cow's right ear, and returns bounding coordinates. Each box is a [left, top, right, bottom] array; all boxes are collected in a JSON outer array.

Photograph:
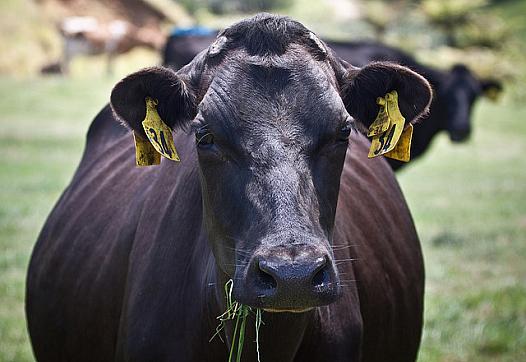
[[110, 66, 196, 139]]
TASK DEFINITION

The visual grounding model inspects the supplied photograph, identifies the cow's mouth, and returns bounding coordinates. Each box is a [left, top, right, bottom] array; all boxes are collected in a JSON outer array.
[[449, 129, 470, 142]]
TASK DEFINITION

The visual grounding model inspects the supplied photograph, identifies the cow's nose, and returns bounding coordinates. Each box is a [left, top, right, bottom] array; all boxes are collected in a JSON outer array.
[[257, 256, 329, 291], [243, 251, 340, 311], [449, 127, 471, 142]]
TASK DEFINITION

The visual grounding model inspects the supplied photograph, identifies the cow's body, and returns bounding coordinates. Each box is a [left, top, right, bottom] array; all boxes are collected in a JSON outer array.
[[27, 108, 424, 361], [27, 15, 427, 362]]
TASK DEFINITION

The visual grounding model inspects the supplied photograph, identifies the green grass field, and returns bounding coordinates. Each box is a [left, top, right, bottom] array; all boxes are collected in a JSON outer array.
[[0, 74, 525, 361], [399, 100, 526, 361], [0, 76, 115, 361]]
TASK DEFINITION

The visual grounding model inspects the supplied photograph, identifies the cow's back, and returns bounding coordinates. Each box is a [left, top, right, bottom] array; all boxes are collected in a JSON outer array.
[[163, 34, 217, 69]]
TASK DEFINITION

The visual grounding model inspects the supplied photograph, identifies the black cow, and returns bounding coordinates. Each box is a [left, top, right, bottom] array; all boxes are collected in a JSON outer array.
[[164, 34, 502, 170], [27, 14, 431, 361], [325, 40, 502, 169], [163, 26, 218, 71]]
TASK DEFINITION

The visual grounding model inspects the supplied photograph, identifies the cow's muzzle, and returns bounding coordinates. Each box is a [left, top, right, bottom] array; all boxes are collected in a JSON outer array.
[[449, 125, 471, 142], [233, 244, 341, 312]]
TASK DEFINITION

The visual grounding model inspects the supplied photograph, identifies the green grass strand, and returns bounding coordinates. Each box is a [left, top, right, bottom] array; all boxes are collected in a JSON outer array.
[[255, 308, 262, 362], [228, 308, 240, 362], [235, 307, 246, 362]]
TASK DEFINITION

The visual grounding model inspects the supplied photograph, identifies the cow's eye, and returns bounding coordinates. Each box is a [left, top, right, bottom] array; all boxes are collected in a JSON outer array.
[[195, 126, 214, 148], [338, 121, 353, 141]]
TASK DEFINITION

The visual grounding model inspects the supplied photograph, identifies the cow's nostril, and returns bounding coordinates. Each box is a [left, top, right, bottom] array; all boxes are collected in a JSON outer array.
[[240, 254, 340, 309], [312, 265, 330, 288], [257, 263, 278, 290]]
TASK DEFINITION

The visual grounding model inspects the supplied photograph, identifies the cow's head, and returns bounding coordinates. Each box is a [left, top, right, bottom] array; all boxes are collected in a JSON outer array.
[[441, 64, 502, 142], [111, 14, 432, 312]]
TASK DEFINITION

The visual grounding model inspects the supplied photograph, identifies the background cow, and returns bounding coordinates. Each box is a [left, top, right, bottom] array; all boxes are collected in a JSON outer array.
[[163, 26, 218, 71], [57, 16, 165, 74], [27, 14, 430, 361], [163, 32, 502, 170], [325, 40, 503, 170]]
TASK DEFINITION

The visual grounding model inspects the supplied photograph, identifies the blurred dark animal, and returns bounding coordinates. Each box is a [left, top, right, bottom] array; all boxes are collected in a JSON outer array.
[[27, 14, 430, 362], [325, 40, 503, 170], [164, 34, 502, 170], [59, 16, 164, 74], [163, 27, 217, 69], [163, 26, 218, 70], [40, 61, 63, 75]]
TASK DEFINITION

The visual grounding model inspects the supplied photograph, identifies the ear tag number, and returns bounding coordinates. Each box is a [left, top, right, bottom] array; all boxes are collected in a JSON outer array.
[[368, 90, 410, 162], [141, 97, 180, 162], [133, 131, 161, 166], [367, 97, 390, 137], [384, 124, 413, 162]]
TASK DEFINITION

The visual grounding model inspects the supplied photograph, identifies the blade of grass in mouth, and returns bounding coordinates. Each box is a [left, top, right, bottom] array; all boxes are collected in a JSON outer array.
[[211, 279, 263, 362]]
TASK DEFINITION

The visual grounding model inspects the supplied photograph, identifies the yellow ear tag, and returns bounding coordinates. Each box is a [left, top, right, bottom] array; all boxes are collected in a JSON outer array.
[[133, 131, 161, 166], [141, 97, 180, 162], [384, 124, 413, 162], [484, 87, 501, 102], [367, 96, 390, 137], [368, 90, 406, 159]]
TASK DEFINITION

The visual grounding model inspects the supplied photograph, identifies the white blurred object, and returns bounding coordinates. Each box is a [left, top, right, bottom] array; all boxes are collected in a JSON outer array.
[[61, 16, 99, 35], [58, 16, 163, 75]]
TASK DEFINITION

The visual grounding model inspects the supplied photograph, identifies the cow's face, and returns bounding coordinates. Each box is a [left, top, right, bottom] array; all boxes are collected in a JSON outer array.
[[111, 14, 432, 312], [193, 51, 352, 311], [443, 64, 503, 142]]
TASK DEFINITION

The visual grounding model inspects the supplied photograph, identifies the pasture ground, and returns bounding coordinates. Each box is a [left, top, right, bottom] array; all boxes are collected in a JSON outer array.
[[0, 74, 525, 361]]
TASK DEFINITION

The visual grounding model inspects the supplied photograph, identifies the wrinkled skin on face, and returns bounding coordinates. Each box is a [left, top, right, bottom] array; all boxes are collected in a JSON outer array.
[[111, 14, 432, 311]]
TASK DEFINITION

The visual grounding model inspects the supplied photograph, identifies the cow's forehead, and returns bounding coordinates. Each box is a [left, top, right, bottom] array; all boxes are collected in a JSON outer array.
[[198, 48, 344, 132]]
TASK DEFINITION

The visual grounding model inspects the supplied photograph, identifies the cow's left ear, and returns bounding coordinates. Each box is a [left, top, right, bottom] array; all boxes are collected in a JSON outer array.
[[110, 66, 196, 139], [480, 78, 503, 102], [341, 62, 432, 129]]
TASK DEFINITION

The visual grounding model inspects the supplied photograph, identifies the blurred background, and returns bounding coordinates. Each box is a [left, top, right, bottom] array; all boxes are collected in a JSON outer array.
[[0, 0, 524, 361]]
